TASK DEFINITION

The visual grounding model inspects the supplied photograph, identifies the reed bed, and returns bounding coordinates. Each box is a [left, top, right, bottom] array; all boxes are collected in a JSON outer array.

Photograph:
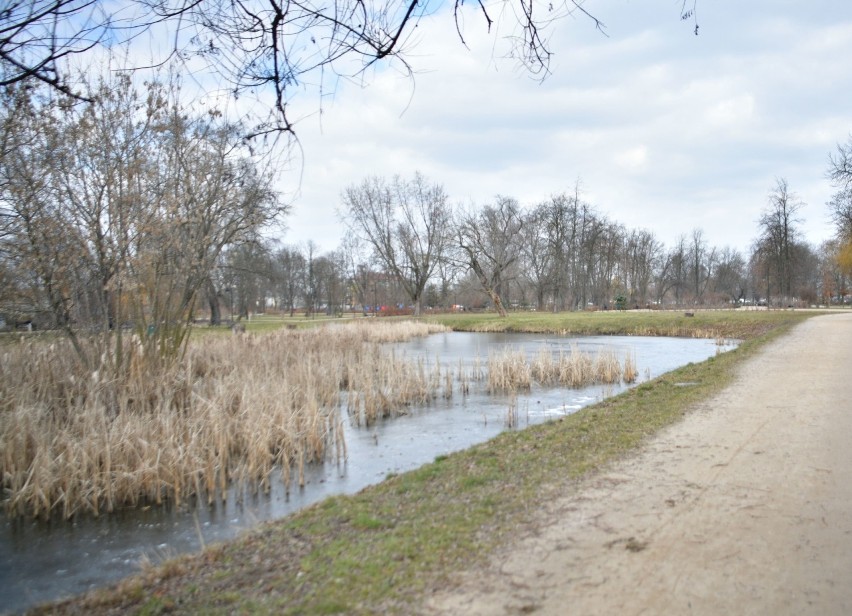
[[343, 350, 444, 426], [487, 350, 532, 393], [488, 345, 637, 392], [0, 321, 448, 519], [623, 353, 638, 383], [1, 320, 646, 520]]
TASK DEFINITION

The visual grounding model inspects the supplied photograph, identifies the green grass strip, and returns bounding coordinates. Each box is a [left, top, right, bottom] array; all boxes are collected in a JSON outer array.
[[425, 308, 811, 340]]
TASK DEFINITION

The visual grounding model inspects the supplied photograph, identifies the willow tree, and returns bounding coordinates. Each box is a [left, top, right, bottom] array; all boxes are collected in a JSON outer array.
[[342, 173, 451, 316]]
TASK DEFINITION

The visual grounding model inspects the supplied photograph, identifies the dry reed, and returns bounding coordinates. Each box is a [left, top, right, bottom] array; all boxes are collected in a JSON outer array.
[[486, 345, 636, 391], [623, 353, 638, 383], [487, 349, 531, 393], [505, 394, 519, 428], [594, 349, 623, 384], [2, 322, 644, 520], [0, 321, 448, 519]]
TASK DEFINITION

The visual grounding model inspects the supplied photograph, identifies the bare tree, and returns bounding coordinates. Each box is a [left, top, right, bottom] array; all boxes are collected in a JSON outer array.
[[828, 136, 852, 189], [687, 228, 716, 304], [0, 0, 619, 136], [541, 191, 580, 311], [828, 188, 852, 243], [790, 241, 820, 303], [271, 245, 307, 316], [455, 196, 523, 317], [313, 249, 347, 315], [755, 178, 804, 300], [302, 240, 320, 316], [828, 137, 852, 243], [0, 76, 286, 365], [519, 202, 555, 310], [340, 233, 373, 315], [621, 228, 661, 306], [655, 235, 688, 305], [342, 173, 451, 316], [529, 188, 589, 311], [826, 137, 852, 282], [0, 83, 96, 359], [712, 246, 747, 304], [131, 92, 284, 355], [220, 242, 275, 319], [0, 0, 109, 96]]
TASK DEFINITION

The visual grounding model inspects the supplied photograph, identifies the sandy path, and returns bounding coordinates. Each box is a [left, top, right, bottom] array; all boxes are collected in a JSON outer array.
[[426, 312, 852, 615]]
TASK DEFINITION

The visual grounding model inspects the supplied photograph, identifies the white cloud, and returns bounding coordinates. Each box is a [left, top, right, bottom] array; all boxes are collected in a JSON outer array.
[[705, 95, 755, 127], [273, 0, 852, 253], [614, 145, 650, 173]]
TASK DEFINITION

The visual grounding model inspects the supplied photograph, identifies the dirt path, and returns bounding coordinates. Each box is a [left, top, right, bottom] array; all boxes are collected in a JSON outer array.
[[426, 312, 852, 615]]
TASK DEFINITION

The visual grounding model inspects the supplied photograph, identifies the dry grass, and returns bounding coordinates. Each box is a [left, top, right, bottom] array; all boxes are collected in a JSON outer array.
[[0, 321, 448, 519], [0, 319, 662, 520], [487, 349, 532, 393], [344, 350, 443, 426], [623, 353, 638, 383], [489, 345, 636, 392]]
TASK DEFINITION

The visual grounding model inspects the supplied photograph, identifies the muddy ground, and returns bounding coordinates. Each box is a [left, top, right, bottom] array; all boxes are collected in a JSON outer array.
[[425, 312, 852, 615]]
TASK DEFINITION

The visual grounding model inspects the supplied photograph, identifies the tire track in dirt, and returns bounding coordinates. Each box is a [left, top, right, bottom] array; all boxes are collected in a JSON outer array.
[[425, 312, 852, 615]]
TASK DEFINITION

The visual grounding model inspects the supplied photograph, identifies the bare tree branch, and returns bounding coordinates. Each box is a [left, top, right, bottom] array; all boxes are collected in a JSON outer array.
[[342, 172, 451, 315], [0, 0, 690, 137]]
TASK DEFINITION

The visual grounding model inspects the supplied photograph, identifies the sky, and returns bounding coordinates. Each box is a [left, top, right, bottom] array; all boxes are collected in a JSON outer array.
[[217, 1, 852, 254]]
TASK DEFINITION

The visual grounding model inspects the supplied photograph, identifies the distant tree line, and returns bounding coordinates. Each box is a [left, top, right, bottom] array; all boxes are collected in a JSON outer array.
[[2, 77, 850, 359], [335, 173, 846, 315], [204, 171, 850, 323]]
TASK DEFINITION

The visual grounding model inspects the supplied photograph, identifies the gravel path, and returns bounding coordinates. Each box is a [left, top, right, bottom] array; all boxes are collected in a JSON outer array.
[[425, 312, 852, 615]]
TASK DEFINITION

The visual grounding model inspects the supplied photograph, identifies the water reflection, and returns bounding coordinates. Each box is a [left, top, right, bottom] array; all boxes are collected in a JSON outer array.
[[0, 332, 735, 614]]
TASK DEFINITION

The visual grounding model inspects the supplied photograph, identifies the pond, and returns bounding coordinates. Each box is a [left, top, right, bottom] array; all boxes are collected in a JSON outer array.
[[0, 332, 735, 614]]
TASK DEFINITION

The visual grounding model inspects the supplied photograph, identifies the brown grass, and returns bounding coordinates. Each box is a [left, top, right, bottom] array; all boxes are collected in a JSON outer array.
[[489, 345, 636, 391], [487, 349, 532, 393], [0, 321, 449, 519], [623, 353, 638, 383], [1, 320, 666, 520]]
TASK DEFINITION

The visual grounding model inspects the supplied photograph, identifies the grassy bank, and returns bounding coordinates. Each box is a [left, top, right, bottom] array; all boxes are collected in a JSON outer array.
[[426, 308, 808, 340], [32, 310, 817, 615], [189, 308, 810, 339]]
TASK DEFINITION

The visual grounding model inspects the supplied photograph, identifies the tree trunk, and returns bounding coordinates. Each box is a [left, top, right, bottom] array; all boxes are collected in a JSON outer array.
[[490, 288, 508, 317], [207, 278, 221, 326]]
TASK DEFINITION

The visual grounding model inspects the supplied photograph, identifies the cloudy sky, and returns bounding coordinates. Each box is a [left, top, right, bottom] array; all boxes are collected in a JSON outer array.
[[274, 0, 852, 254]]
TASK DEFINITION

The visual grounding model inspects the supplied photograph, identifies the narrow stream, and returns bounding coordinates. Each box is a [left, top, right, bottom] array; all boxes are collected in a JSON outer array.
[[0, 332, 735, 614]]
